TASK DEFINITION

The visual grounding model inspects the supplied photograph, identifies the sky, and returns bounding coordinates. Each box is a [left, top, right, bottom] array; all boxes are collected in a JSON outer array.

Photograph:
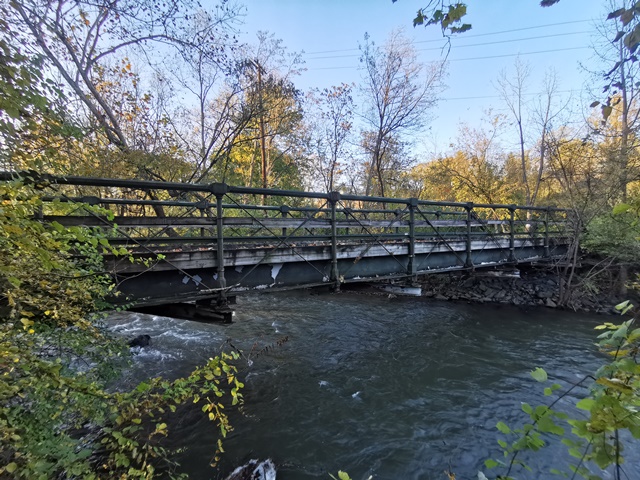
[[235, 0, 609, 158]]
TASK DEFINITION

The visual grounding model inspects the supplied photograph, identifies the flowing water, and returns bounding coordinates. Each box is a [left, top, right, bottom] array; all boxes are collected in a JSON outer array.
[[107, 290, 639, 480]]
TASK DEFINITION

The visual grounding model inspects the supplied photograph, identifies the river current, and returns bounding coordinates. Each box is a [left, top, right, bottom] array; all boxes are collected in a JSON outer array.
[[107, 291, 639, 480]]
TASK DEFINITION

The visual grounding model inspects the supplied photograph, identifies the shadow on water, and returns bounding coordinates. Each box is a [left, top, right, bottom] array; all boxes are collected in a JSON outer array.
[[107, 290, 637, 480]]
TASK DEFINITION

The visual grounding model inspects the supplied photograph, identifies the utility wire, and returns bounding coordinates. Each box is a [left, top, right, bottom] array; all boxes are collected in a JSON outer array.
[[448, 46, 589, 62], [304, 19, 593, 55], [306, 31, 591, 60], [307, 46, 591, 71], [442, 89, 578, 101]]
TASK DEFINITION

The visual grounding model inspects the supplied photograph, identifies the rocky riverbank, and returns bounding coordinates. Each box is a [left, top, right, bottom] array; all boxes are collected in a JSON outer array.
[[417, 267, 622, 314]]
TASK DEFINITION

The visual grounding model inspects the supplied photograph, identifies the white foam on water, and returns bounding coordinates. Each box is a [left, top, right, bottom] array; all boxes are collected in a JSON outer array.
[[131, 349, 180, 362], [157, 330, 209, 342]]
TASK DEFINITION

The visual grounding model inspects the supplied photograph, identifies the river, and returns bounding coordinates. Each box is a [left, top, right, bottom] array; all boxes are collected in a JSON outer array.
[[107, 290, 638, 480]]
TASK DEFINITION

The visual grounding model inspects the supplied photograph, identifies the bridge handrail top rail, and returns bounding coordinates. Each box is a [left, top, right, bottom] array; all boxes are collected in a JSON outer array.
[[1, 171, 568, 213]]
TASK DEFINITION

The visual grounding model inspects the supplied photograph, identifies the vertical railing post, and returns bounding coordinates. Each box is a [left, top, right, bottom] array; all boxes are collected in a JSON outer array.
[[329, 191, 341, 291], [508, 205, 516, 262], [465, 202, 474, 268], [343, 207, 350, 236], [408, 198, 418, 278], [197, 201, 206, 238], [210, 183, 228, 304], [544, 207, 551, 257], [280, 205, 290, 238]]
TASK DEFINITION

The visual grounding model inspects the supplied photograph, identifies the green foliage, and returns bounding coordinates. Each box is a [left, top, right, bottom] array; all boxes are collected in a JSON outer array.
[[482, 311, 640, 480], [0, 15, 81, 171], [583, 210, 640, 262], [329, 471, 372, 480], [0, 17, 51, 139], [391, 1, 470, 35], [0, 180, 243, 478], [329, 471, 352, 480]]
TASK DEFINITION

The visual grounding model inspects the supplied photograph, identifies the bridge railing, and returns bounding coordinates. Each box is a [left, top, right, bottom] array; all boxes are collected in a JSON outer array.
[[1, 172, 575, 289]]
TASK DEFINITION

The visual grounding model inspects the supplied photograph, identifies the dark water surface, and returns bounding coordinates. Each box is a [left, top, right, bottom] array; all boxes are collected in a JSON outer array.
[[107, 291, 638, 480]]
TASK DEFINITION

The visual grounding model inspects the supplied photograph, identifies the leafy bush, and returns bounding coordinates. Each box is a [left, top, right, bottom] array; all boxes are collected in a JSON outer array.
[[0, 180, 243, 479], [583, 208, 640, 262]]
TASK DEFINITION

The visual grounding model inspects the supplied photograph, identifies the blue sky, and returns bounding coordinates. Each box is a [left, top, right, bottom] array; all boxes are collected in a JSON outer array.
[[236, 0, 608, 157]]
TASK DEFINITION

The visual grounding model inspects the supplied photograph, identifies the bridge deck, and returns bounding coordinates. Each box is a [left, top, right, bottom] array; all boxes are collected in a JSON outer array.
[[1, 172, 576, 307]]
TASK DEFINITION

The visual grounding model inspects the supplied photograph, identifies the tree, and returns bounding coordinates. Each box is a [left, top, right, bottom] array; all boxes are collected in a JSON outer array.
[[588, 1, 640, 204], [228, 32, 305, 196], [497, 59, 532, 205], [359, 29, 445, 197], [531, 69, 566, 205], [408, 116, 510, 204], [496, 60, 566, 206], [307, 84, 355, 192], [0, 13, 79, 172], [8, 0, 241, 152]]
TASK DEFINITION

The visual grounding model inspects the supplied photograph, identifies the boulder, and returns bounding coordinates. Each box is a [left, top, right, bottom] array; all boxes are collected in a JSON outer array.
[[128, 334, 151, 348], [225, 459, 276, 480]]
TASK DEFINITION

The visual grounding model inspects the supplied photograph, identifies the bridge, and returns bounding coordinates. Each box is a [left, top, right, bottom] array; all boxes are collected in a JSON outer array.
[[2, 172, 575, 319]]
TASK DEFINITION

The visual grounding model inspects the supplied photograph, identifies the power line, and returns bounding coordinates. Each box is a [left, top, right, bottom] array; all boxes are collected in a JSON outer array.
[[442, 89, 577, 101], [448, 46, 590, 62], [420, 30, 590, 52], [304, 19, 593, 55], [423, 19, 591, 41], [307, 46, 591, 71], [306, 31, 591, 60]]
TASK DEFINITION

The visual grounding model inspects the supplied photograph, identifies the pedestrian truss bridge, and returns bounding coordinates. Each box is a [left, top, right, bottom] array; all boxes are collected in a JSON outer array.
[[2, 172, 574, 309]]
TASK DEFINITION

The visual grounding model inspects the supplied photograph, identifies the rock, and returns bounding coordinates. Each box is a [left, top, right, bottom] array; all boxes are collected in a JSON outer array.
[[494, 290, 507, 300], [536, 290, 553, 299], [484, 287, 499, 298], [435, 294, 448, 301], [128, 334, 151, 348], [545, 298, 557, 308], [225, 459, 276, 480]]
